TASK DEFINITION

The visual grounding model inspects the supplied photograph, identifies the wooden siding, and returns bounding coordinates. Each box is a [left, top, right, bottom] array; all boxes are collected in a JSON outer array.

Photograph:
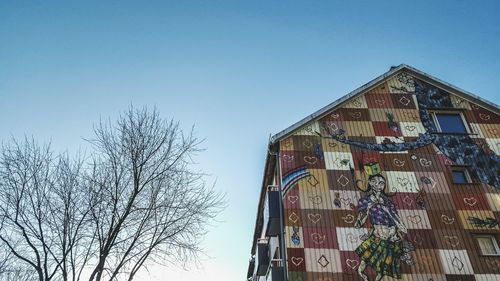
[[279, 72, 500, 281]]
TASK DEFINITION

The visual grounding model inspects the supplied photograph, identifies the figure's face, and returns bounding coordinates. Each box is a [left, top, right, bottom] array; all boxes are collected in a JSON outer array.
[[369, 176, 386, 192]]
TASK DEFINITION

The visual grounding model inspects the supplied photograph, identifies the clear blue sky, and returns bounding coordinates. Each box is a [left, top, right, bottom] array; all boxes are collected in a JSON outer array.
[[1, 1, 499, 280]]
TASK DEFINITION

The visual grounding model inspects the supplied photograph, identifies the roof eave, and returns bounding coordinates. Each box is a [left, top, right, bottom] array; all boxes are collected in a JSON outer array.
[[270, 64, 500, 144]]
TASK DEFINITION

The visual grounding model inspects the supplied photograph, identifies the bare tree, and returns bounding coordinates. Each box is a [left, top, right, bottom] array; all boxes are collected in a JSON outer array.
[[0, 139, 89, 281], [84, 107, 224, 281], [0, 107, 224, 281]]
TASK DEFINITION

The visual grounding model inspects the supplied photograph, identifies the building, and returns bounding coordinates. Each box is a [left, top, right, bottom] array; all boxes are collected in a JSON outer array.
[[247, 64, 500, 281]]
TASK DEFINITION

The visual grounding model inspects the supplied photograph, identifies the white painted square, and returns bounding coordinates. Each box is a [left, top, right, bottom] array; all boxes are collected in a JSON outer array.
[[386, 171, 419, 193], [387, 74, 415, 93], [485, 138, 500, 155], [438, 249, 474, 274], [336, 227, 368, 251], [295, 121, 321, 136], [324, 152, 354, 170], [400, 122, 426, 137], [485, 193, 500, 212], [330, 190, 361, 210], [475, 274, 500, 281], [469, 123, 485, 138], [304, 248, 342, 272]]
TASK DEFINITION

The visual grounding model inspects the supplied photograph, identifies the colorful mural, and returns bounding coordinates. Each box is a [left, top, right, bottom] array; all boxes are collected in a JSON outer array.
[[279, 70, 500, 281], [354, 172, 414, 281]]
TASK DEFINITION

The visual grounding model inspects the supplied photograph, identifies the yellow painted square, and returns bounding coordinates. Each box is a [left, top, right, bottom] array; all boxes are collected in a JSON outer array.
[[343, 95, 368, 109], [387, 73, 416, 93], [450, 95, 472, 110], [485, 193, 500, 212], [294, 121, 321, 136], [458, 210, 499, 230], [321, 138, 351, 153], [393, 109, 421, 122], [280, 137, 294, 151], [480, 123, 500, 139], [343, 121, 375, 137], [368, 108, 390, 122]]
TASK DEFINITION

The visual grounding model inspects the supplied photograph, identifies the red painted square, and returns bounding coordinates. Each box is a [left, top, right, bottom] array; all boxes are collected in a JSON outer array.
[[287, 248, 306, 272], [366, 93, 394, 109], [391, 93, 416, 109], [372, 121, 402, 137], [452, 193, 489, 210]]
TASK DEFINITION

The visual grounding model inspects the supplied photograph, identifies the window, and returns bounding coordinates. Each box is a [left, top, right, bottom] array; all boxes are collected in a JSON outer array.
[[432, 112, 468, 134], [475, 235, 500, 256], [451, 166, 472, 184]]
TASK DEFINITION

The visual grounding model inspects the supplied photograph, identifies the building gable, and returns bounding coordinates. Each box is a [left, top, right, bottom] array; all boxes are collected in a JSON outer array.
[[248, 65, 500, 281]]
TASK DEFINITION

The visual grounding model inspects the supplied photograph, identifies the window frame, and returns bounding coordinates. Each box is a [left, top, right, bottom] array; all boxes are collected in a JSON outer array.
[[430, 110, 471, 134], [473, 234, 500, 257], [450, 166, 473, 184]]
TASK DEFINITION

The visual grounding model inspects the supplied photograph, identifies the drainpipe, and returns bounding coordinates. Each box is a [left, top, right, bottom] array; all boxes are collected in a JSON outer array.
[[275, 150, 288, 281]]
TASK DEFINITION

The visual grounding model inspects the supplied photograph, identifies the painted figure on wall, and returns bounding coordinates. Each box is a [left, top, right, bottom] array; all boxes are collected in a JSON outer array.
[[354, 172, 414, 281]]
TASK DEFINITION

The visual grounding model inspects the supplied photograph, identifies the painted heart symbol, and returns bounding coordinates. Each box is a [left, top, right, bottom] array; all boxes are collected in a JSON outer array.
[[349, 112, 362, 119], [311, 233, 326, 244], [340, 197, 351, 207], [419, 158, 432, 167], [342, 214, 355, 224], [441, 214, 455, 225], [307, 213, 321, 224], [331, 113, 340, 119], [486, 260, 500, 270], [291, 257, 304, 266], [479, 113, 491, 121], [303, 139, 313, 148], [397, 177, 410, 186], [374, 99, 386, 106], [443, 235, 460, 247], [393, 159, 405, 167], [288, 195, 299, 204], [282, 154, 294, 162], [346, 259, 359, 270], [489, 128, 500, 136], [405, 125, 416, 132], [463, 197, 477, 206], [471, 104, 480, 109], [407, 215, 422, 224], [303, 156, 317, 165], [328, 141, 337, 148]]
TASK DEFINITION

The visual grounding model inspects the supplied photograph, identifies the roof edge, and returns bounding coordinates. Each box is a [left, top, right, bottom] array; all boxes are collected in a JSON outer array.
[[269, 64, 500, 144]]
